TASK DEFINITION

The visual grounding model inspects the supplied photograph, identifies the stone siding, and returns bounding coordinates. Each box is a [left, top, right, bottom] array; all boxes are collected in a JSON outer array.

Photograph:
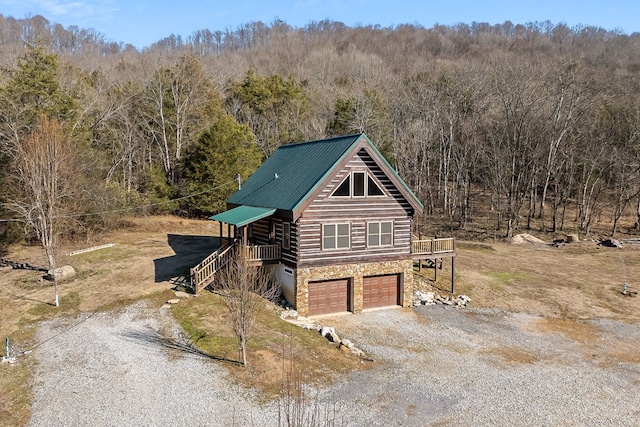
[[295, 259, 414, 316]]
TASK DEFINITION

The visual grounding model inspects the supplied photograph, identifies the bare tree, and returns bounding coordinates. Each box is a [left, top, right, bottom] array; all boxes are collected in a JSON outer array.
[[216, 245, 279, 366], [6, 117, 76, 306]]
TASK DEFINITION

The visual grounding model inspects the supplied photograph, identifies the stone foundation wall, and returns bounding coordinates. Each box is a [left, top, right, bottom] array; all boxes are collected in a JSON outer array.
[[295, 259, 414, 316]]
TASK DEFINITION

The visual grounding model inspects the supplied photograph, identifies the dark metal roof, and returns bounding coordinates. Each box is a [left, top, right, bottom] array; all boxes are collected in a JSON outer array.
[[227, 133, 362, 211], [225, 132, 423, 219]]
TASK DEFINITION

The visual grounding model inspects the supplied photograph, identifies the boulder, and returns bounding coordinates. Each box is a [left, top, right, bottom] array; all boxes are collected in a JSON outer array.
[[599, 238, 623, 248], [456, 295, 472, 307], [47, 265, 75, 281], [351, 348, 365, 357], [280, 309, 299, 320], [166, 298, 180, 304], [174, 291, 190, 298], [340, 339, 353, 349], [320, 326, 340, 343]]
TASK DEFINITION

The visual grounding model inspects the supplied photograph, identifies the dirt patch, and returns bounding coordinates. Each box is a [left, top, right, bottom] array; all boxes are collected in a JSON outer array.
[[510, 233, 547, 245], [533, 317, 601, 344]]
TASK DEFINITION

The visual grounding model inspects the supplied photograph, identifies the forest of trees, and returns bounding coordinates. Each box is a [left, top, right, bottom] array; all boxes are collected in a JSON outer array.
[[1, 14, 640, 254]]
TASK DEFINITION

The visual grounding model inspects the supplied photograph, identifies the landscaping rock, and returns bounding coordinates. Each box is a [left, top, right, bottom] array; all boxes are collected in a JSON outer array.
[[280, 309, 298, 320], [414, 290, 471, 308], [340, 339, 353, 349], [599, 238, 623, 248], [174, 291, 190, 298], [320, 326, 340, 342], [47, 265, 75, 281], [166, 299, 180, 304]]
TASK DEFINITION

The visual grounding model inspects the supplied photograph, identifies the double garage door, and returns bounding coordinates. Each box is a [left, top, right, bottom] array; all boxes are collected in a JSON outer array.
[[307, 274, 400, 316]]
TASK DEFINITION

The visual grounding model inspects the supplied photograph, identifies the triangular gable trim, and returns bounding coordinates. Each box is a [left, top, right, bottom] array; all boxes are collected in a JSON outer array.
[[291, 133, 423, 220]]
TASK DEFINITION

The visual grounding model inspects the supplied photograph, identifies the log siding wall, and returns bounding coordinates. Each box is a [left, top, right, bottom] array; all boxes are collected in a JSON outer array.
[[252, 217, 298, 266], [298, 149, 414, 267]]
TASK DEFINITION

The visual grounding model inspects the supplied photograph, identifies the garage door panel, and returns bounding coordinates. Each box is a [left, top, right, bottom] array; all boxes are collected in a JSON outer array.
[[363, 274, 400, 309], [308, 279, 350, 316]]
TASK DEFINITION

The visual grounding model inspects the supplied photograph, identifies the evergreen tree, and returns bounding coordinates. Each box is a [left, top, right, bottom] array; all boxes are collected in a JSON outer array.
[[181, 115, 261, 216]]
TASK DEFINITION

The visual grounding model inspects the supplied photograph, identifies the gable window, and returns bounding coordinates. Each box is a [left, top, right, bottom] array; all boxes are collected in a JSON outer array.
[[367, 175, 384, 196], [282, 222, 291, 250], [330, 171, 385, 198], [367, 221, 393, 247], [323, 223, 350, 250], [353, 172, 365, 197], [333, 176, 350, 196]]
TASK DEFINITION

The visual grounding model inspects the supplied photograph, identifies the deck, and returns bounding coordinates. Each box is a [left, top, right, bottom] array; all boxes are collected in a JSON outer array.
[[412, 237, 455, 258]]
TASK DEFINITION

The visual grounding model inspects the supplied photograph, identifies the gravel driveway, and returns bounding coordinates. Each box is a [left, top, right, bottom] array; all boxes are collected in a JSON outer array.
[[29, 304, 640, 426]]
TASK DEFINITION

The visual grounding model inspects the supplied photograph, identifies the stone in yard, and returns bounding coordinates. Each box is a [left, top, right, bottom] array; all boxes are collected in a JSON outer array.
[[166, 299, 180, 304], [174, 291, 190, 298], [47, 265, 75, 281], [280, 309, 298, 320], [340, 339, 353, 349], [599, 238, 623, 248], [320, 326, 340, 342], [320, 326, 335, 336], [351, 348, 364, 357]]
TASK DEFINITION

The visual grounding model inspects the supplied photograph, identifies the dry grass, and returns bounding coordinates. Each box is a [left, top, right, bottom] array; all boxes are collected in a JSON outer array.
[[170, 290, 368, 398], [422, 240, 640, 321]]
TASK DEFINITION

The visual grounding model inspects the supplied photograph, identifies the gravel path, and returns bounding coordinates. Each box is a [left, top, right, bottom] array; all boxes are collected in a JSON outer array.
[[29, 304, 640, 426]]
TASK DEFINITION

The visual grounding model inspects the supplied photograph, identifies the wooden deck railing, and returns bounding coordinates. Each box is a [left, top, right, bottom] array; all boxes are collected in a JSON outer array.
[[412, 237, 455, 256], [190, 243, 282, 294], [244, 244, 281, 262]]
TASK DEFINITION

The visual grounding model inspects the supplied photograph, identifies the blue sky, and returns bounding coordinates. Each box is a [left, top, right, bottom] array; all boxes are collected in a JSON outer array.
[[0, 0, 637, 49]]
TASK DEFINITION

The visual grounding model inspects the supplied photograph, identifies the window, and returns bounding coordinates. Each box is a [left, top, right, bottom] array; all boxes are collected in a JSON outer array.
[[353, 172, 365, 197], [269, 220, 276, 244], [333, 176, 350, 196], [323, 223, 350, 250], [367, 221, 393, 247], [367, 175, 384, 196], [282, 222, 291, 250], [330, 171, 385, 197]]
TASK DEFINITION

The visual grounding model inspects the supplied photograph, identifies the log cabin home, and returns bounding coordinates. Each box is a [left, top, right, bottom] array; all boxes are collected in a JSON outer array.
[[190, 133, 455, 316]]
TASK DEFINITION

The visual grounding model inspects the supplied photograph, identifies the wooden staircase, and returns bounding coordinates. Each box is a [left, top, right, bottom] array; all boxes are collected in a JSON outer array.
[[190, 243, 235, 295], [189, 242, 282, 294]]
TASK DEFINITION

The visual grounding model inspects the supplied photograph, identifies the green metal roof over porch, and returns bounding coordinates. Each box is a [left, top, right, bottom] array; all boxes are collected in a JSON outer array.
[[209, 205, 276, 227]]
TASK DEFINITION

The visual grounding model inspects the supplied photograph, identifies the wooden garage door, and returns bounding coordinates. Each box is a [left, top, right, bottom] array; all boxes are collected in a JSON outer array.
[[363, 274, 400, 309], [308, 279, 350, 316]]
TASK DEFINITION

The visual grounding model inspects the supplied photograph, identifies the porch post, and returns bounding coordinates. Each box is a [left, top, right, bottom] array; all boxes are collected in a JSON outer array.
[[219, 221, 223, 245], [451, 257, 455, 294]]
